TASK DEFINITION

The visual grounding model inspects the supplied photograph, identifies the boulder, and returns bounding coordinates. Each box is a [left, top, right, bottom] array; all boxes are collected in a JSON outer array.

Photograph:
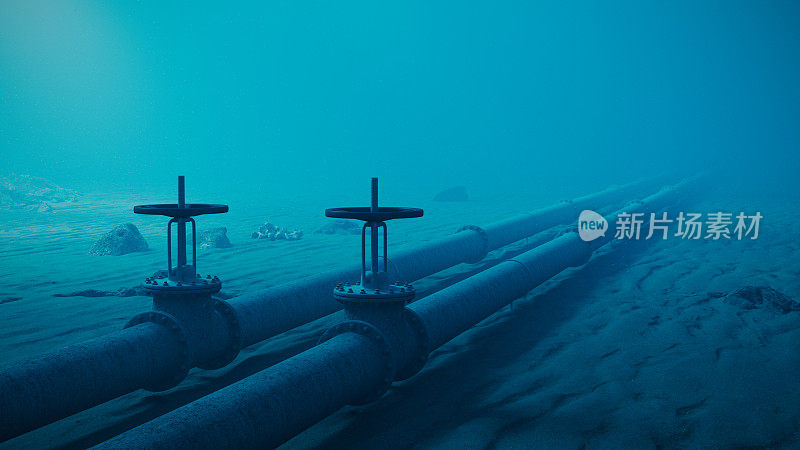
[[198, 227, 232, 249], [90, 223, 149, 256], [251, 220, 303, 241], [0, 173, 78, 208], [315, 220, 361, 235], [433, 186, 469, 202]]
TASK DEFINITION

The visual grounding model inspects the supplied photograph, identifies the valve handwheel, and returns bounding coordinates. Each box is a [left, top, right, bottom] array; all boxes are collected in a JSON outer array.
[[134, 176, 228, 295], [326, 177, 423, 303], [325, 206, 422, 222], [133, 203, 228, 217]]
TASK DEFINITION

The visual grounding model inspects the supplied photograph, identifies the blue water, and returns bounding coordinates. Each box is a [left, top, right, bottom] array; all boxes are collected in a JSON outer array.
[[1, 1, 800, 448], [2, 1, 799, 198]]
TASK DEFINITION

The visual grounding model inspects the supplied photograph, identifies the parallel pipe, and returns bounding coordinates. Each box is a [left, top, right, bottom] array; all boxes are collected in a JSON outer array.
[[232, 177, 666, 348], [0, 178, 661, 443], [413, 178, 694, 349], [98, 179, 693, 449], [100, 332, 386, 449], [0, 323, 184, 440], [412, 233, 591, 350]]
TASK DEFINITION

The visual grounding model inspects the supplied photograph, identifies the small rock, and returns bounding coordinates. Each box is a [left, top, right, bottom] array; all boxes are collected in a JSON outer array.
[[251, 220, 303, 241], [90, 223, 149, 256], [315, 220, 361, 235], [37, 202, 52, 213], [198, 227, 232, 249], [433, 186, 469, 202]]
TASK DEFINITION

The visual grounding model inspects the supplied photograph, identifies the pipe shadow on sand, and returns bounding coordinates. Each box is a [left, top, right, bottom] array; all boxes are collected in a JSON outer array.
[[291, 237, 659, 449], [53, 228, 647, 449]]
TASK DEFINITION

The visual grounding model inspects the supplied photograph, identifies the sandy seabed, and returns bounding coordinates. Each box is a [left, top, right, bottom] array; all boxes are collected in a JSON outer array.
[[1, 187, 798, 449]]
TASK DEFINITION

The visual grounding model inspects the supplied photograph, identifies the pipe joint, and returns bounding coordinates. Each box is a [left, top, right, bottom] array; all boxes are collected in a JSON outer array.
[[318, 320, 394, 405], [318, 299, 431, 404], [151, 293, 241, 372], [456, 225, 489, 263], [203, 299, 242, 369], [394, 308, 429, 381], [124, 311, 192, 391]]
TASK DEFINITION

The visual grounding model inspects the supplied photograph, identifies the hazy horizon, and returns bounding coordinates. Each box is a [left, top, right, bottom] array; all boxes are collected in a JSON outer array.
[[2, 1, 799, 200]]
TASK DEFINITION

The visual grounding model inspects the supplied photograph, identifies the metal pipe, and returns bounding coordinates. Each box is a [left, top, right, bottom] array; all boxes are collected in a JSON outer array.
[[95, 332, 386, 449], [410, 234, 591, 349], [0, 323, 184, 442], [97, 178, 693, 449], [0, 177, 663, 443], [413, 177, 696, 350], [233, 177, 664, 348]]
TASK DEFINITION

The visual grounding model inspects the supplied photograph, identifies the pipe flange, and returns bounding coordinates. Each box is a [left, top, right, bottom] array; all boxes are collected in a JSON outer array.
[[456, 225, 489, 263], [505, 258, 537, 287], [143, 273, 222, 296], [196, 299, 242, 370], [394, 308, 429, 381], [333, 281, 415, 303], [125, 311, 192, 392], [318, 320, 394, 405]]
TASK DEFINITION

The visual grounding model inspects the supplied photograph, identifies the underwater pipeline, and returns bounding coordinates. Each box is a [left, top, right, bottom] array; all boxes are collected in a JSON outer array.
[[94, 178, 695, 449], [0, 176, 665, 443], [231, 176, 667, 348]]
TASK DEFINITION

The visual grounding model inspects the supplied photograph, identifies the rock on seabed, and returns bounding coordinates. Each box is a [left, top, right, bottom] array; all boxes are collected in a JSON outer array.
[[199, 227, 233, 249], [90, 223, 149, 256]]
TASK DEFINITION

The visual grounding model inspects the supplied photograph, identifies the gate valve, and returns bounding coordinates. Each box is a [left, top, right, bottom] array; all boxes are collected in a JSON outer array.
[[134, 176, 228, 295], [326, 177, 423, 303]]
